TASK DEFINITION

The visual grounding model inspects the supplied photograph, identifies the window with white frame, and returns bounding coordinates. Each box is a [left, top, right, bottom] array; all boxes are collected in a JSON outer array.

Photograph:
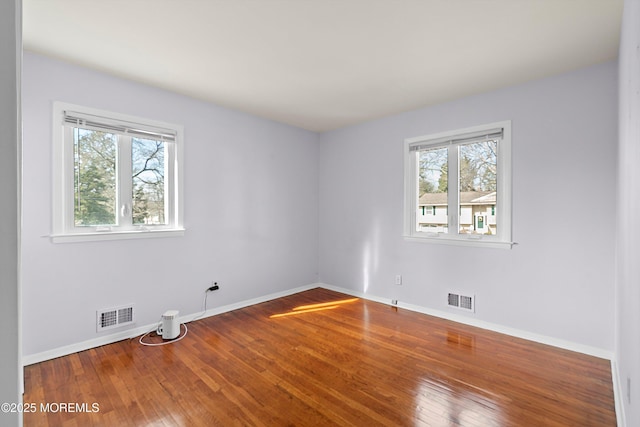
[[404, 121, 512, 248], [52, 102, 184, 242]]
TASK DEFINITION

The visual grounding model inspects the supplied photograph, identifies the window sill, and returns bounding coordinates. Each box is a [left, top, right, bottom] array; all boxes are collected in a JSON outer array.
[[403, 235, 515, 249], [50, 228, 185, 243]]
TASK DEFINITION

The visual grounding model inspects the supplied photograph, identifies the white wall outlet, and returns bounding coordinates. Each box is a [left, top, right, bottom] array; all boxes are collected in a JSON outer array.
[[395, 275, 402, 285]]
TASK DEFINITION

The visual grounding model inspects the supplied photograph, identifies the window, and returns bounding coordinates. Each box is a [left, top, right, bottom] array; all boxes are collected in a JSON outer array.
[[52, 102, 184, 242], [404, 121, 512, 248]]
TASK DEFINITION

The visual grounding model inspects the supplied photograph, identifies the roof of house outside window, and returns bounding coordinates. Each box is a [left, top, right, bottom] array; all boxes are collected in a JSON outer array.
[[418, 191, 496, 207]]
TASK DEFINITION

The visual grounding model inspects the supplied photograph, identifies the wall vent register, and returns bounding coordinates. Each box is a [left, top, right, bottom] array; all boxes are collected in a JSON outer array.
[[97, 304, 135, 332], [447, 293, 475, 312]]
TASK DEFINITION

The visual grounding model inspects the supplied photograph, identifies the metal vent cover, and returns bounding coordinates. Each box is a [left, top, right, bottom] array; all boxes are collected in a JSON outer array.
[[118, 307, 134, 323], [447, 293, 459, 307], [97, 304, 135, 332], [447, 292, 475, 312]]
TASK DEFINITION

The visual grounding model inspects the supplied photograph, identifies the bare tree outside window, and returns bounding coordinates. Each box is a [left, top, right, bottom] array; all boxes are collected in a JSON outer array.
[[459, 140, 497, 192], [458, 140, 498, 235], [419, 147, 447, 197], [54, 102, 183, 242], [132, 138, 166, 225], [73, 131, 167, 227]]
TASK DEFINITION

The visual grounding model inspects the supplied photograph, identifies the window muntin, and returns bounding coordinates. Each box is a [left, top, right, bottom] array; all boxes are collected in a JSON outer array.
[[404, 121, 511, 248], [53, 102, 184, 242]]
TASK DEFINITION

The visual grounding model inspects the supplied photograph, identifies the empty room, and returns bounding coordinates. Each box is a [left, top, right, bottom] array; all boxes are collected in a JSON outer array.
[[2, 0, 640, 426]]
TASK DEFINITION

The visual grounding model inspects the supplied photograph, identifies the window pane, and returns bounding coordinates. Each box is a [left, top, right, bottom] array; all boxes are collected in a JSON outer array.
[[73, 128, 117, 226], [417, 147, 448, 233], [132, 138, 166, 225], [458, 140, 498, 235]]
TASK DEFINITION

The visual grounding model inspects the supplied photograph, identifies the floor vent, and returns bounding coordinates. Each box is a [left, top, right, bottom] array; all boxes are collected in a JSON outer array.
[[447, 292, 475, 312], [97, 304, 135, 332]]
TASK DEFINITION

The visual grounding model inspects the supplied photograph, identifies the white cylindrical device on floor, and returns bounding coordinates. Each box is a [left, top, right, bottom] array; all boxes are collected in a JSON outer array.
[[160, 310, 180, 340]]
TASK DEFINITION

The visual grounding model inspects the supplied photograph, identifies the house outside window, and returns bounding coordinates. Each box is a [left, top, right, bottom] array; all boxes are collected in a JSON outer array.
[[404, 121, 512, 248]]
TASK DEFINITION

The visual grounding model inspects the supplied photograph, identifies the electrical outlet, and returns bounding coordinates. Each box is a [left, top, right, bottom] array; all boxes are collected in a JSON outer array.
[[207, 281, 219, 292], [395, 275, 402, 285]]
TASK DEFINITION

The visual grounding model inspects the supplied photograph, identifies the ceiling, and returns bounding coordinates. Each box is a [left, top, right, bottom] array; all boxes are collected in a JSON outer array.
[[23, 0, 623, 132]]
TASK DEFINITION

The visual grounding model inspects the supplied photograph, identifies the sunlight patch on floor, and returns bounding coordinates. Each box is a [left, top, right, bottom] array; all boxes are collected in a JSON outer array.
[[269, 298, 359, 318]]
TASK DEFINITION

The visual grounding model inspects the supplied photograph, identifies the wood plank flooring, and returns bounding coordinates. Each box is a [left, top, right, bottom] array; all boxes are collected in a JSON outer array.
[[23, 288, 616, 426]]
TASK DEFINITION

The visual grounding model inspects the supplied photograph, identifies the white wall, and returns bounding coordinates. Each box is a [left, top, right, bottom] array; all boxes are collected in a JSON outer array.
[[21, 52, 319, 357], [0, 1, 21, 426], [616, 0, 640, 425], [21, 28, 622, 385], [318, 61, 617, 352]]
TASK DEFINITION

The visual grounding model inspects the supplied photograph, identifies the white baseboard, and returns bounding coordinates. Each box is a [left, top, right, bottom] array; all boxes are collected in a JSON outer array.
[[611, 358, 626, 427], [319, 283, 614, 360], [25, 282, 615, 365], [22, 283, 318, 366]]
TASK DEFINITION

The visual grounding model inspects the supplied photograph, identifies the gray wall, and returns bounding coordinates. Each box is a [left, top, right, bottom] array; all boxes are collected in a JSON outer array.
[[0, 0, 21, 426], [318, 61, 618, 352], [616, 0, 640, 425], [21, 52, 319, 357]]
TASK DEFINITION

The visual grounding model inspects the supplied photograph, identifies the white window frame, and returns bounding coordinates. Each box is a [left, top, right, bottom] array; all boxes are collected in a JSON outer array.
[[403, 120, 512, 249], [52, 102, 185, 243]]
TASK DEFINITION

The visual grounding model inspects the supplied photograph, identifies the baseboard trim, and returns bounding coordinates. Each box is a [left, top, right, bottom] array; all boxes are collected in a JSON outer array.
[[611, 358, 626, 427], [319, 283, 614, 361], [22, 282, 614, 362], [22, 283, 318, 366], [23, 282, 622, 423]]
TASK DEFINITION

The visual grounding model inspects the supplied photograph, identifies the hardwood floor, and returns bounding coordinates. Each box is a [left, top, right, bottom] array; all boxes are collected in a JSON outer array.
[[23, 288, 616, 426]]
